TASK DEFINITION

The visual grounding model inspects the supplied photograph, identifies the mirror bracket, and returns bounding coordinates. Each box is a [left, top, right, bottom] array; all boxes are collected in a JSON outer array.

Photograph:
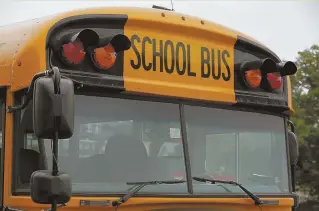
[[52, 94, 63, 117], [6, 70, 54, 113], [287, 120, 295, 133]]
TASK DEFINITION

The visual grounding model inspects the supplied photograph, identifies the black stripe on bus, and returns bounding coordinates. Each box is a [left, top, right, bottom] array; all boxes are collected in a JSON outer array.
[[46, 14, 129, 91], [233, 36, 290, 113]]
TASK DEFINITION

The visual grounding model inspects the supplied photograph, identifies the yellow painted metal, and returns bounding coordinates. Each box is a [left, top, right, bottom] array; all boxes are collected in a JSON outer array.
[[0, 7, 295, 211]]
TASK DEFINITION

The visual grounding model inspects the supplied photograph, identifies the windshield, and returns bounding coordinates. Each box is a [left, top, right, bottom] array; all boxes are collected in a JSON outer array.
[[43, 95, 187, 194], [19, 94, 289, 194], [184, 105, 289, 194]]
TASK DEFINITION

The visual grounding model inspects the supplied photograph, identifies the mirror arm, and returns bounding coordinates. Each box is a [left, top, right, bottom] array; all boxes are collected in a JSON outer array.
[[287, 120, 295, 133], [7, 70, 54, 113], [287, 120, 298, 193], [1, 206, 26, 211], [49, 67, 63, 211], [50, 66, 62, 176], [52, 67, 61, 94], [291, 165, 296, 192], [44, 203, 67, 211]]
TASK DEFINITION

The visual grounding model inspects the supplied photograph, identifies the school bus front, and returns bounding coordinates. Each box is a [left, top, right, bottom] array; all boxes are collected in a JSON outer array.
[[0, 6, 299, 211]]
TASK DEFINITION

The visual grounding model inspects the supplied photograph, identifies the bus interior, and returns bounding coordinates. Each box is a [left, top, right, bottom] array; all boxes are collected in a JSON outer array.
[[14, 93, 290, 196]]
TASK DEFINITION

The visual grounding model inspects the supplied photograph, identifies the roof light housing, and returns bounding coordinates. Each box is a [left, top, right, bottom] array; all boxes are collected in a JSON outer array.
[[262, 61, 297, 91], [240, 58, 277, 74], [277, 61, 297, 76], [90, 34, 131, 71], [108, 34, 131, 53], [266, 72, 282, 90], [62, 29, 100, 48], [236, 58, 277, 89], [51, 29, 100, 66]]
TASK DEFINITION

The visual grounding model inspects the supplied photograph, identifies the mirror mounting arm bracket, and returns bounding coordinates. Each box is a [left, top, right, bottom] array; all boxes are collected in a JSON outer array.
[[49, 67, 63, 211], [287, 120, 295, 133], [1, 206, 25, 211], [6, 70, 54, 113]]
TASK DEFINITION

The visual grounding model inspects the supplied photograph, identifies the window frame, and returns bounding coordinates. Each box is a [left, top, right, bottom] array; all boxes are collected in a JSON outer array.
[[11, 89, 292, 198], [0, 88, 6, 206], [11, 90, 27, 194]]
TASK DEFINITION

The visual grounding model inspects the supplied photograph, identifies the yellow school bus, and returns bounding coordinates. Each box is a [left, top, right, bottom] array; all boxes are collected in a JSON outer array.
[[0, 6, 300, 211]]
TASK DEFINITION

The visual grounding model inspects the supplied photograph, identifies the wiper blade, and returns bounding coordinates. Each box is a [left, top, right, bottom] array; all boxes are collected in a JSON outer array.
[[112, 180, 186, 207], [192, 177, 279, 206]]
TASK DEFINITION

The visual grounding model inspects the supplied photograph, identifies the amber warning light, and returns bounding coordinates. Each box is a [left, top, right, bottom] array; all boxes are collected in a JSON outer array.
[[244, 69, 262, 88], [92, 44, 116, 69]]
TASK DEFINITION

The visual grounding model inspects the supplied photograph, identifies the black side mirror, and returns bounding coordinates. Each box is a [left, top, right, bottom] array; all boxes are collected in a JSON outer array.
[[288, 130, 299, 166], [6, 68, 75, 207], [30, 67, 74, 206], [30, 170, 71, 204], [33, 76, 74, 139]]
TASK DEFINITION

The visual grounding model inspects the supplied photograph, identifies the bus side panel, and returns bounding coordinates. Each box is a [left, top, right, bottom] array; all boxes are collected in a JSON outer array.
[[3, 196, 294, 211], [10, 22, 48, 91], [0, 40, 13, 86], [0, 22, 30, 86], [123, 15, 237, 104], [0, 18, 50, 90]]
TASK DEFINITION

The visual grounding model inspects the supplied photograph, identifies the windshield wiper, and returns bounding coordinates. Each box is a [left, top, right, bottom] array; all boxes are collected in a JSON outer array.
[[112, 180, 186, 207], [192, 177, 279, 206]]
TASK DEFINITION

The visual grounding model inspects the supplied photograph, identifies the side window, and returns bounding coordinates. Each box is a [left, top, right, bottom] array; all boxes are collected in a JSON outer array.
[[12, 93, 47, 192]]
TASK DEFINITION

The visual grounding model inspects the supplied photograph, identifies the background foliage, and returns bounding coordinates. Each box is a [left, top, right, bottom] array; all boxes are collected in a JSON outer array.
[[291, 44, 319, 210]]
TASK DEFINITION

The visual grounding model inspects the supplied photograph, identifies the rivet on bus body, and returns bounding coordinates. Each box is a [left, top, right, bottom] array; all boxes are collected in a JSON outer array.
[[17, 61, 22, 66], [161, 13, 165, 17]]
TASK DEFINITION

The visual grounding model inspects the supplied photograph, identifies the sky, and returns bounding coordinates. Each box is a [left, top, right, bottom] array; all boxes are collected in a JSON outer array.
[[0, 0, 318, 61]]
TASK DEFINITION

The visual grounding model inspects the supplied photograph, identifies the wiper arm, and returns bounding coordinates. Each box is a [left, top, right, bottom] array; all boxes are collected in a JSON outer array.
[[112, 180, 186, 207], [193, 177, 279, 206]]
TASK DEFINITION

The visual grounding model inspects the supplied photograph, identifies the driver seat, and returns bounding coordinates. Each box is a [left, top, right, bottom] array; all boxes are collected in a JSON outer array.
[[103, 134, 148, 182]]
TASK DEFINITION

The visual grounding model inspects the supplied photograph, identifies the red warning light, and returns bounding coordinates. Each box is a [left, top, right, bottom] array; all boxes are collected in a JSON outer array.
[[61, 39, 85, 65], [267, 72, 282, 89]]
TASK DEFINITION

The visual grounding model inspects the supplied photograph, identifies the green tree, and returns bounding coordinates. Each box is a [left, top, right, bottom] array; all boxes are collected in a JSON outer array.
[[292, 45, 319, 198]]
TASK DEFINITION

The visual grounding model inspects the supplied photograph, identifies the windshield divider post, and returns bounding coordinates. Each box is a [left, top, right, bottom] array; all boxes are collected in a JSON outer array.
[[179, 104, 193, 194], [236, 133, 239, 182]]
